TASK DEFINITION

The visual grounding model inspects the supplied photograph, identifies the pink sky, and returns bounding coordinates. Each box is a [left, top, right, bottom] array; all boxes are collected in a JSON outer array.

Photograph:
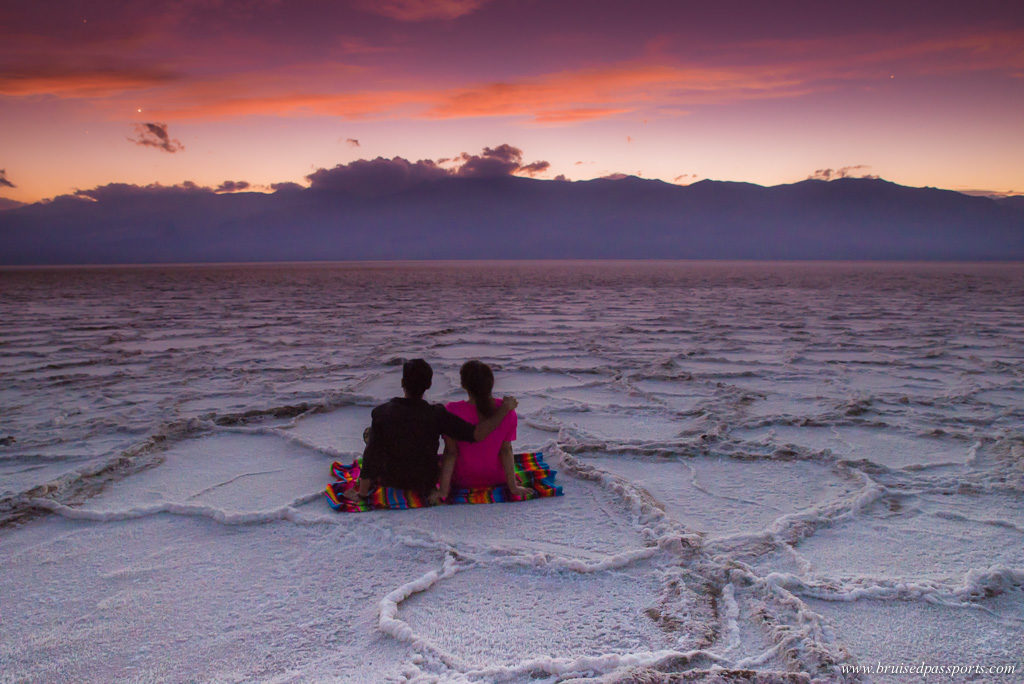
[[2, 0, 1023, 203]]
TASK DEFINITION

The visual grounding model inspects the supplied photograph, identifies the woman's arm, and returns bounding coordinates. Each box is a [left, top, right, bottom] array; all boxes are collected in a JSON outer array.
[[471, 396, 518, 442], [500, 441, 532, 500], [429, 435, 458, 505]]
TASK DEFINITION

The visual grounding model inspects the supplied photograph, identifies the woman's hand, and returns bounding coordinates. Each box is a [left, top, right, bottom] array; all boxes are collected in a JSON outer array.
[[508, 484, 533, 501]]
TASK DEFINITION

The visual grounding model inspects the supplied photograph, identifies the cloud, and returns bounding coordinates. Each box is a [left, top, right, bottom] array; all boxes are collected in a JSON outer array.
[[215, 180, 250, 193], [271, 181, 305, 193], [673, 173, 698, 183], [956, 188, 1022, 198], [117, 27, 1024, 126], [345, 138, 360, 147], [354, 0, 490, 21], [129, 122, 184, 153], [73, 182, 210, 202], [807, 165, 878, 181], [0, 169, 15, 189], [531, 108, 631, 124], [455, 144, 520, 178], [303, 144, 552, 195], [306, 156, 449, 196], [453, 144, 551, 178], [0, 64, 180, 98], [518, 160, 551, 177]]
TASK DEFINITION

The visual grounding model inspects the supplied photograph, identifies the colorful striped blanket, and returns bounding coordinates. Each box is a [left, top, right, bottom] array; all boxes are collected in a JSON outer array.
[[325, 451, 563, 512]]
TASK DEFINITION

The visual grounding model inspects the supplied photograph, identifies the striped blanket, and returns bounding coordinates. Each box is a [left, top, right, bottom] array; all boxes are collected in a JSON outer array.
[[324, 451, 563, 512]]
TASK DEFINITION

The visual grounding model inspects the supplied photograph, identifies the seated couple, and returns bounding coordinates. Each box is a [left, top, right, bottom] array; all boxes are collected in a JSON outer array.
[[344, 358, 532, 505]]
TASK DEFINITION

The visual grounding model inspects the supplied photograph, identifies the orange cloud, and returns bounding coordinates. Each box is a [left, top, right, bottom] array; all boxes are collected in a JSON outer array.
[[8, 28, 1024, 128], [0, 65, 178, 97], [532, 108, 634, 124]]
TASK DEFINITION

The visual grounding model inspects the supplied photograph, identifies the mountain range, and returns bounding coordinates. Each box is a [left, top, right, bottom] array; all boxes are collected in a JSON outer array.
[[1, 176, 1022, 264]]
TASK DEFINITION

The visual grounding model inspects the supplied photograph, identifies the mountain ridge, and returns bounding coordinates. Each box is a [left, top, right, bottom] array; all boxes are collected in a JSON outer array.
[[1, 176, 1021, 264]]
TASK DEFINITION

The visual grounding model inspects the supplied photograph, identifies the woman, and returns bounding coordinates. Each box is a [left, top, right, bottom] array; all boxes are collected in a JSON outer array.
[[430, 360, 532, 504]]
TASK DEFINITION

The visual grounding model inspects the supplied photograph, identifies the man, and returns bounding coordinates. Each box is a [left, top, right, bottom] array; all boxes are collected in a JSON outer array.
[[344, 358, 517, 502]]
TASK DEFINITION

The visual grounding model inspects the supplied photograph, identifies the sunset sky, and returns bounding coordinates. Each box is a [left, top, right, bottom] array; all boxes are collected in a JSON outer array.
[[2, 0, 1023, 203]]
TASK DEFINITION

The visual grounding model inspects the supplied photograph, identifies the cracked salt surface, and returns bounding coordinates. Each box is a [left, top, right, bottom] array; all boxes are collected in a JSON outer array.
[[2, 261, 1023, 682]]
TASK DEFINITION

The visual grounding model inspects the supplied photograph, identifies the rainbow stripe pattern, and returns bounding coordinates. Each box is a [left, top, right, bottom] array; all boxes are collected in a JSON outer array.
[[324, 451, 563, 512]]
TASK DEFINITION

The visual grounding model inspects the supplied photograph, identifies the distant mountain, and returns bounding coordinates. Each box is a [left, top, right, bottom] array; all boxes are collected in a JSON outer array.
[[0, 197, 25, 211], [1, 176, 1022, 264]]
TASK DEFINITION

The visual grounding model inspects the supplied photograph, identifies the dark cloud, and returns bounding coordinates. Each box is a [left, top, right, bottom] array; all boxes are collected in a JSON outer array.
[[518, 160, 551, 177], [0, 169, 15, 188], [73, 182, 209, 202], [306, 156, 449, 196], [454, 144, 551, 179], [303, 144, 552, 196], [807, 165, 878, 181], [553, 174, 568, 182], [271, 181, 304, 193], [455, 144, 521, 178], [215, 180, 251, 193], [673, 173, 698, 183], [129, 122, 184, 153], [346, 138, 360, 147]]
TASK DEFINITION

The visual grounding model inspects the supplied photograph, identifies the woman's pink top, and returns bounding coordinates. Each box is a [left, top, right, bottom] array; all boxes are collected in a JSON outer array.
[[445, 398, 517, 488]]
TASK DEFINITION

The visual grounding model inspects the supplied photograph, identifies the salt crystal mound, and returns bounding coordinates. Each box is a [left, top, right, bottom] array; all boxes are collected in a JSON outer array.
[[1, 261, 1023, 682]]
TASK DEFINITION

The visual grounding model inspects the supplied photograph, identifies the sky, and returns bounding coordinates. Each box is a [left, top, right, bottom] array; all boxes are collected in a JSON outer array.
[[1, 0, 1023, 204]]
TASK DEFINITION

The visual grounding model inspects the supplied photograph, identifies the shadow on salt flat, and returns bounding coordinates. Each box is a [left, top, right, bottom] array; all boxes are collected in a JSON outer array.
[[521, 354, 609, 371], [0, 461, 95, 499], [547, 384, 648, 408], [722, 376, 847, 402], [793, 495, 1024, 581], [175, 394, 265, 416], [382, 473, 647, 560], [806, 590, 1024, 682], [286, 406, 374, 456], [974, 388, 1024, 411], [109, 336, 237, 353], [399, 565, 678, 669], [838, 369, 967, 397], [0, 516, 421, 683], [732, 425, 973, 468], [83, 433, 330, 514], [493, 371, 586, 394], [628, 380, 716, 413], [432, 343, 522, 361], [1, 431, 147, 496], [732, 394, 831, 420], [353, 371, 454, 400], [580, 455, 858, 539], [556, 410, 692, 443]]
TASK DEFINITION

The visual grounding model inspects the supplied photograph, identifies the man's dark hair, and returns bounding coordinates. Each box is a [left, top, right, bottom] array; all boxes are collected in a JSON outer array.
[[402, 358, 433, 399]]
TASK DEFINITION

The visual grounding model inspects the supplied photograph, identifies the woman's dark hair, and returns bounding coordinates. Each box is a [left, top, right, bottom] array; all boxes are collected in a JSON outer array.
[[460, 360, 495, 418]]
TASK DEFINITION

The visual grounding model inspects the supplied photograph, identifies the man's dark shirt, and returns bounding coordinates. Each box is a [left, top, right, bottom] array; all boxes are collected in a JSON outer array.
[[361, 397, 477, 493]]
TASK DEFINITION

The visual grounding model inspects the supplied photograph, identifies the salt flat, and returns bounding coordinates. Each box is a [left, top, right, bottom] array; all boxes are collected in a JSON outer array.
[[2, 261, 1022, 682]]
